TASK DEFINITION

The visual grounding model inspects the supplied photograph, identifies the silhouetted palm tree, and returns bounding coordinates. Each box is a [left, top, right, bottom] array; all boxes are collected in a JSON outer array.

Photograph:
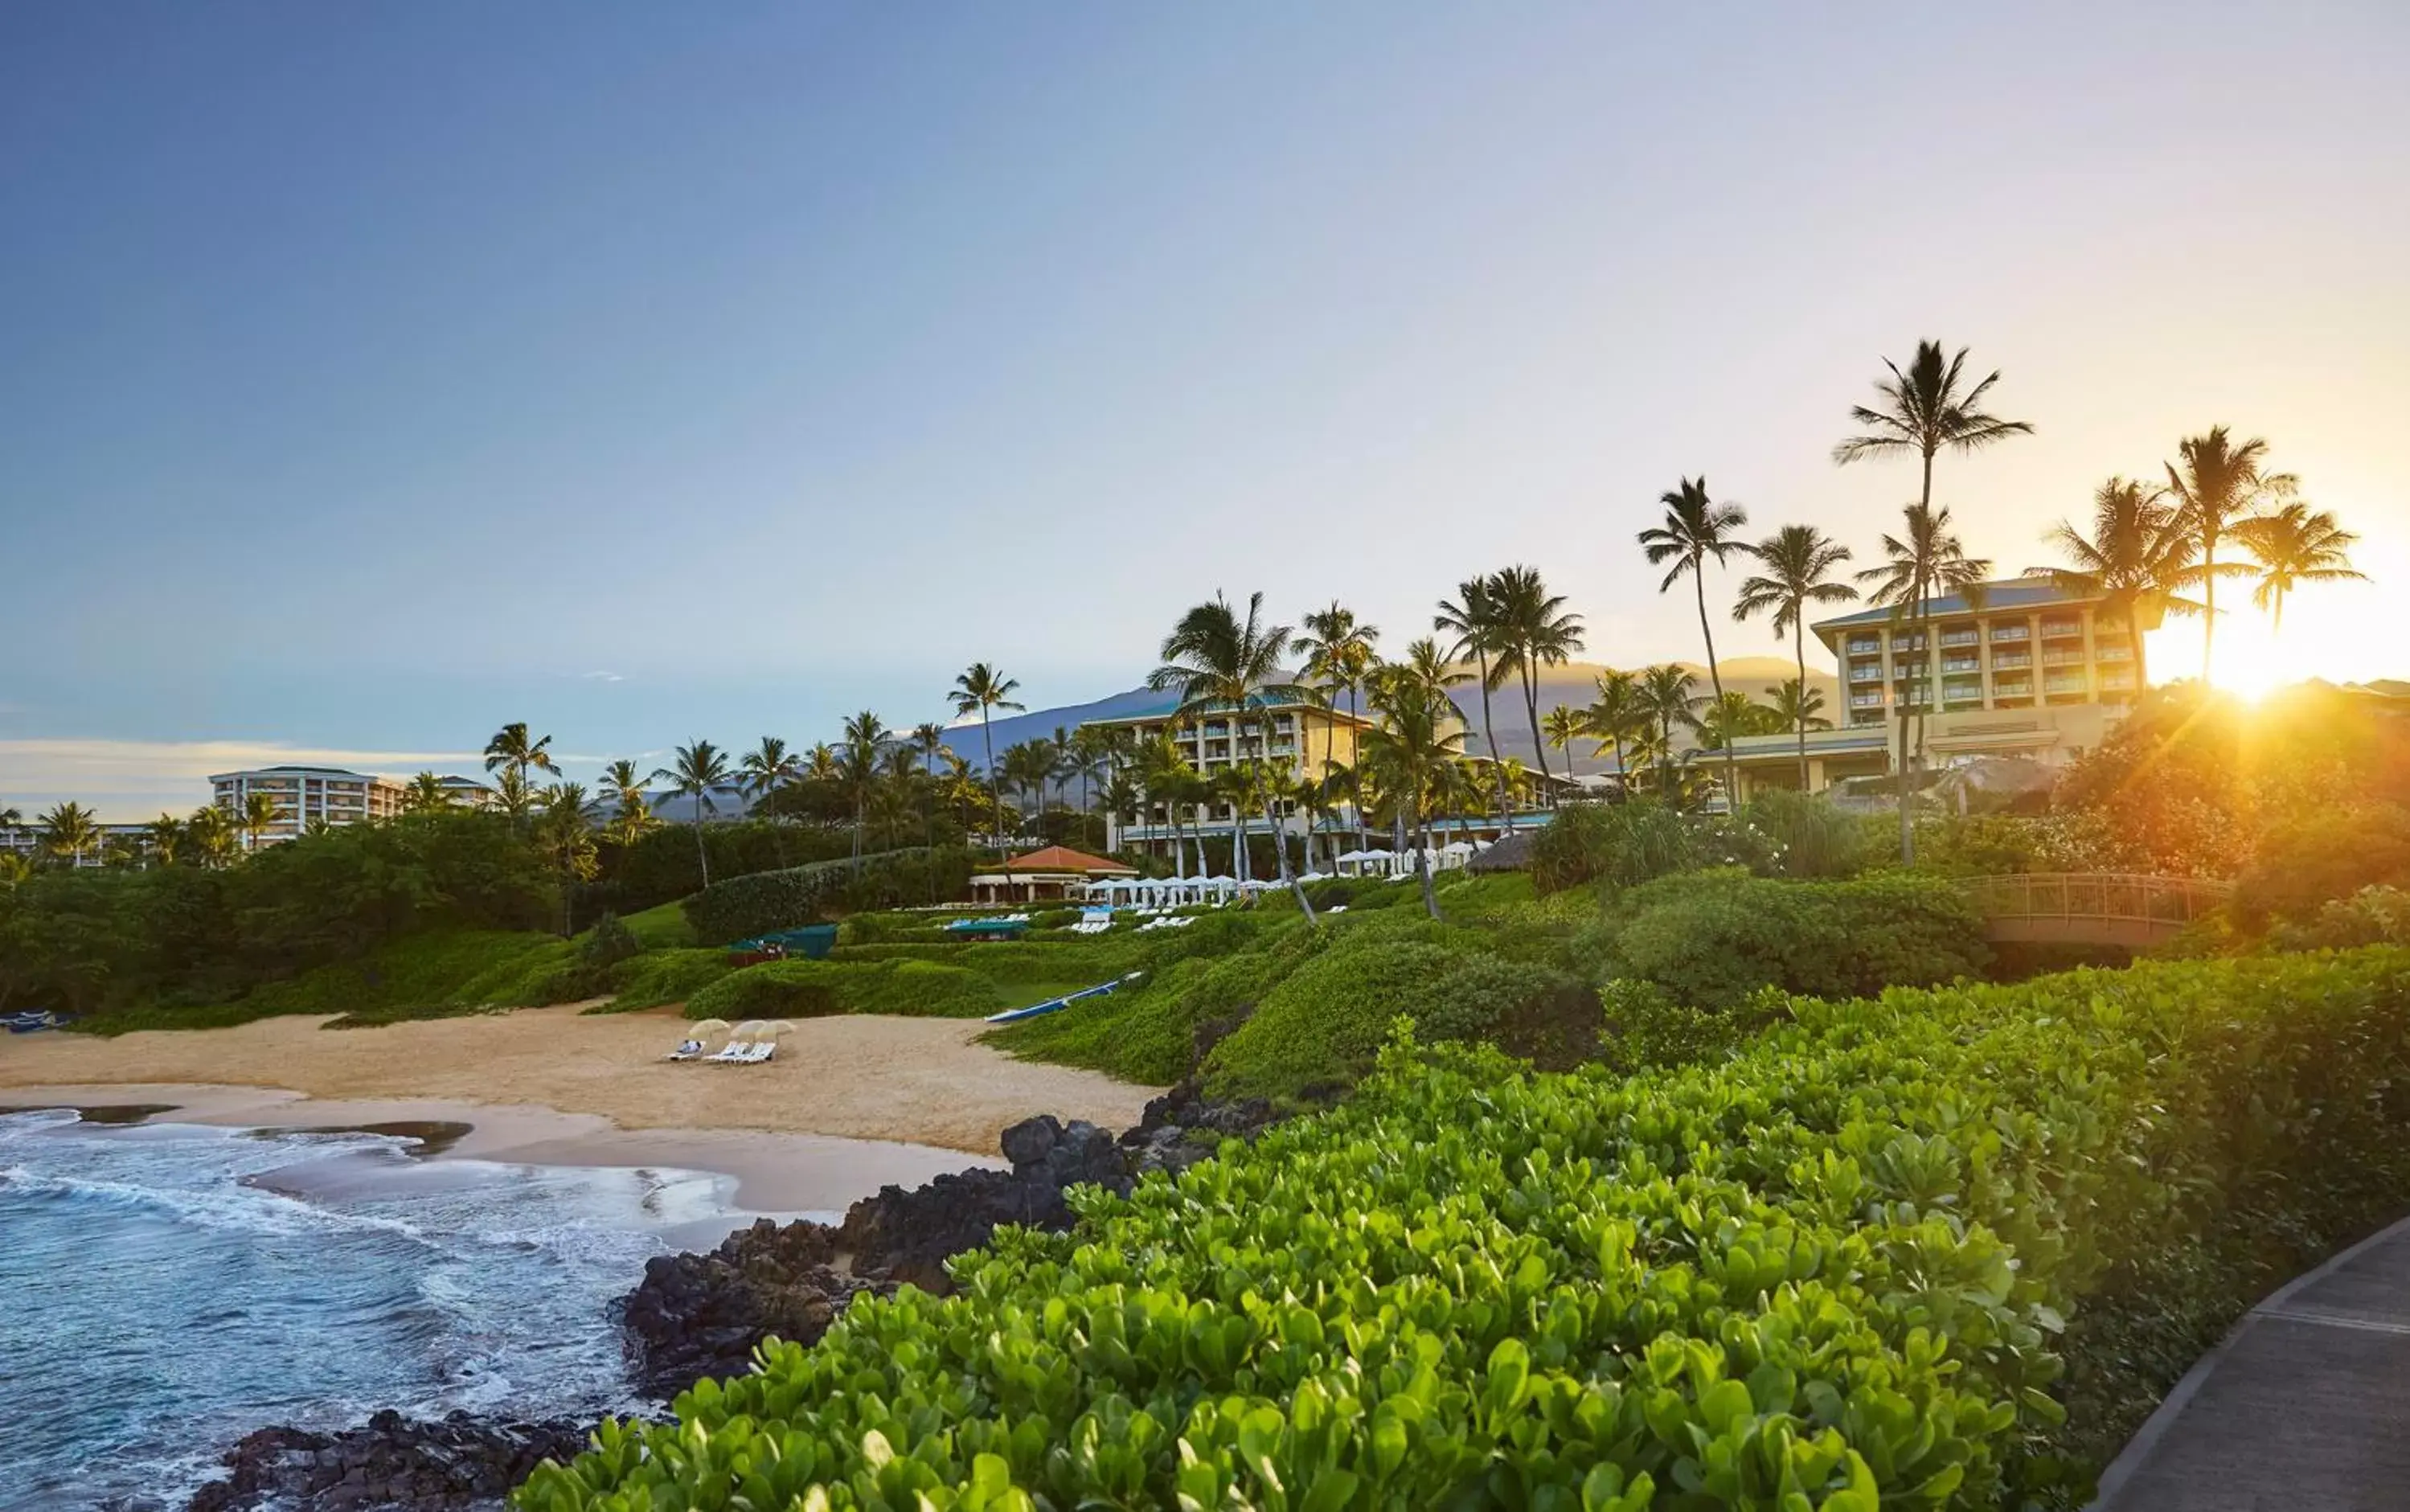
[[651, 740, 732, 887], [2234, 500, 2363, 639], [1297, 602, 1379, 840], [1434, 577, 1514, 816], [482, 723, 560, 791], [1359, 673, 1466, 920], [39, 801, 104, 867], [2030, 477, 2199, 690], [1636, 665, 1700, 799], [1641, 477, 1751, 806], [1584, 670, 1645, 793], [840, 711, 891, 871], [1486, 566, 1584, 797], [2163, 426, 2297, 682], [1858, 504, 1990, 861], [1733, 523, 1858, 790], [949, 662, 1024, 850]]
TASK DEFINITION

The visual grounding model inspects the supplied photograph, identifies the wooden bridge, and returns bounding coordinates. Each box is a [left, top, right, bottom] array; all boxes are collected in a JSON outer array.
[[1960, 873, 2233, 948]]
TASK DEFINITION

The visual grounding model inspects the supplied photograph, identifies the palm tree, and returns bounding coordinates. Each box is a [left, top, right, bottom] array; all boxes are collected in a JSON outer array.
[[1136, 729, 1196, 876], [739, 737, 801, 805], [1639, 477, 1750, 807], [400, 771, 453, 814], [596, 760, 660, 847], [2030, 477, 2199, 690], [1636, 666, 1701, 799], [1434, 576, 1514, 817], [1766, 679, 1831, 751], [0, 853, 29, 889], [840, 711, 891, 869], [492, 766, 536, 822], [2234, 501, 2363, 639], [0, 805, 19, 830], [482, 723, 560, 796], [1486, 566, 1584, 797], [911, 723, 949, 879], [536, 784, 599, 935], [1297, 602, 1380, 838], [1857, 504, 1990, 861], [2163, 426, 2298, 682], [186, 805, 237, 868], [949, 663, 1025, 850], [1733, 523, 1858, 790], [651, 740, 732, 887], [1584, 670, 1645, 793], [1147, 592, 1319, 916], [235, 792, 284, 854], [39, 801, 104, 867], [1359, 674, 1465, 920], [144, 813, 186, 867], [1542, 705, 1586, 781]]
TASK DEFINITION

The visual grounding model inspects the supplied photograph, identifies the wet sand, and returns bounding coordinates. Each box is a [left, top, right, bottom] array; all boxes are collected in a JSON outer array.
[[0, 1006, 1162, 1209]]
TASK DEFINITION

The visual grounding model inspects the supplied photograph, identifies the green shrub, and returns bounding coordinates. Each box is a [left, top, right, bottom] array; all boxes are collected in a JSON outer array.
[[1576, 868, 1990, 1007], [1594, 977, 1791, 1074], [990, 943, 1310, 1086], [1202, 936, 1463, 1099], [1419, 954, 1599, 1070], [828, 939, 1134, 985], [519, 949, 2410, 1512], [682, 958, 1002, 1022], [681, 848, 973, 944], [598, 948, 732, 1011], [2269, 883, 2410, 950], [1740, 790, 1879, 879], [1530, 801, 1698, 893], [2232, 804, 2410, 929]]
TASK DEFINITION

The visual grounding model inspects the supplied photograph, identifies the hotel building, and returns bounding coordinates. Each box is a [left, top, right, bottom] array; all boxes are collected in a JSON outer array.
[[1717, 578, 2141, 801], [207, 765, 408, 848], [1086, 696, 1383, 860]]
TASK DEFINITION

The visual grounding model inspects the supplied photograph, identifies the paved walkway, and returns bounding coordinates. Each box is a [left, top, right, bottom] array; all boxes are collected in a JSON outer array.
[[2093, 1213, 2410, 1511]]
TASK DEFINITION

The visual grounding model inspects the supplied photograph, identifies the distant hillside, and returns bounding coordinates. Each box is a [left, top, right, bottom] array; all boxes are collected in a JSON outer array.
[[947, 658, 1840, 777]]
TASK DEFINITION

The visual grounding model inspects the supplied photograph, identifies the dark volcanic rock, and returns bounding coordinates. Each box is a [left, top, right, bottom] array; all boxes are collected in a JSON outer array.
[[183, 1410, 588, 1512], [836, 1115, 1135, 1292], [621, 1217, 887, 1399], [1117, 1078, 1284, 1176]]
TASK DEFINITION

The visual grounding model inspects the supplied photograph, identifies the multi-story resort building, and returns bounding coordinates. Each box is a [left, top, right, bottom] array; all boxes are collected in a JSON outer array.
[[0, 821, 159, 867], [207, 765, 408, 848], [1087, 696, 1379, 862], [1716, 578, 2142, 801]]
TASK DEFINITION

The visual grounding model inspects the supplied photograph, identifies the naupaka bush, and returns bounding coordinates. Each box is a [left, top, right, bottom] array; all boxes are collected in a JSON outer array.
[[518, 948, 2410, 1511]]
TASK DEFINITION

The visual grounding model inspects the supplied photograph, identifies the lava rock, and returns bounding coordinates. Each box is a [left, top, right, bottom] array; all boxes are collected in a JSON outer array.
[[184, 1410, 589, 1512], [619, 1217, 885, 1399]]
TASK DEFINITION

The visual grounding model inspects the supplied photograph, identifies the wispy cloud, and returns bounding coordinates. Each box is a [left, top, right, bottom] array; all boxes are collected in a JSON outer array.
[[0, 739, 486, 820], [579, 670, 625, 683]]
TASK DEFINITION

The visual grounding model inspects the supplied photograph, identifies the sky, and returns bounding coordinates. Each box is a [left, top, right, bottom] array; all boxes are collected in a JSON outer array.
[[3, 2, 2404, 818]]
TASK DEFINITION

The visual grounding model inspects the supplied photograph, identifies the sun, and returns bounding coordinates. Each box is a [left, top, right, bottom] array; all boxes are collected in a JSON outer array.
[[2207, 617, 2289, 701]]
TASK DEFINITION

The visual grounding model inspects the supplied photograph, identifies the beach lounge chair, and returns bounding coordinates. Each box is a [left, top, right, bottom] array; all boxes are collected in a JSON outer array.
[[744, 1040, 777, 1064], [706, 1039, 756, 1063], [665, 1039, 706, 1061]]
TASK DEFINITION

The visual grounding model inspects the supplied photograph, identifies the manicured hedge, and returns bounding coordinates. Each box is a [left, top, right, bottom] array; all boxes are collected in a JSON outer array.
[[681, 957, 1002, 1021], [520, 949, 2410, 1511], [681, 848, 973, 945], [828, 940, 1137, 985], [1201, 931, 1467, 1100]]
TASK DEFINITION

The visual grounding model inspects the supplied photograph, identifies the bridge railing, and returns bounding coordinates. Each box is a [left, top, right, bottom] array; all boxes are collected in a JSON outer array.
[[1961, 872, 2234, 930]]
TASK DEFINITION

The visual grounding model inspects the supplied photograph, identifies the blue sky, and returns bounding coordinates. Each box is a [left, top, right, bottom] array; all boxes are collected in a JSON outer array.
[[4, 2, 2405, 816]]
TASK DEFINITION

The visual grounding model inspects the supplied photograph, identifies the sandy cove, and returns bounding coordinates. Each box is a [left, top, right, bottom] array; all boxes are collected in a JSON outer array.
[[0, 1006, 1161, 1212]]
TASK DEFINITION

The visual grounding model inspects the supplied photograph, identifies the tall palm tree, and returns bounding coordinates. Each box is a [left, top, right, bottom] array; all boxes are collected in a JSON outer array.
[[536, 783, 599, 936], [1136, 729, 1196, 876], [236, 792, 284, 854], [1296, 602, 1380, 838], [840, 711, 891, 870], [1583, 670, 1645, 793], [1857, 504, 1990, 861], [739, 737, 801, 805], [1359, 674, 1465, 920], [2234, 500, 2363, 639], [491, 766, 536, 822], [949, 663, 1024, 850], [1733, 523, 1858, 790], [1146, 592, 1318, 916], [400, 771, 453, 814], [651, 740, 732, 887], [482, 723, 559, 793], [144, 813, 185, 867], [911, 723, 949, 881], [2030, 477, 2199, 689], [1542, 705, 1586, 781], [1766, 680, 1831, 750], [1434, 576, 1513, 817], [39, 801, 104, 867], [186, 805, 236, 869], [1636, 665, 1701, 799], [1640, 477, 1750, 807], [0, 805, 21, 830], [2162, 426, 2297, 682], [1486, 566, 1584, 797]]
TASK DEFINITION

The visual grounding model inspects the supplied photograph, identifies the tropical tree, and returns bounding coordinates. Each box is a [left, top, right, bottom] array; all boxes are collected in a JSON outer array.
[[839, 711, 891, 870], [0, 805, 20, 829], [1636, 666, 1701, 798], [39, 801, 104, 867], [1691, 691, 1789, 752], [0, 853, 28, 889], [1135, 729, 1197, 877], [1640, 477, 1751, 807], [740, 737, 801, 805], [1486, 566, 1584, 797], [491, 766, 535, 823], [186, 805, 237, 868], [596, 760, 661, 847], [1000, 740, 1054, 838], [235, 792, 284, 854], [911, 723, 950, 875], [536, 783, 599, 935], [651, 740, 732, 887], [1297, 603, 1379, 838], [1542, 705, 1587, 781], [1583, 670, 1646, 792], [949, 663, 1026, 850], [2162, 426, 2297, 681], [1857, 504, 1991, 860], [1767, 679, 1831, 748], [2234, 501, 2363, 639], [144, 813, 186, 867], [400, 771, 453, 814], [1358, 672, 1466, 920], [2031, 477, 2199, 687], [1733, 523, 1858, 789], [1146, 593, 1320, 916], [1434, 576, 1513, 817], [482, 723, 559, 795]]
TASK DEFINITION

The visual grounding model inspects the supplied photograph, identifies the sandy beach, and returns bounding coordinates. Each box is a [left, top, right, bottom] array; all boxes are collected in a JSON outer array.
[[0, 1006, 1161, 1211]]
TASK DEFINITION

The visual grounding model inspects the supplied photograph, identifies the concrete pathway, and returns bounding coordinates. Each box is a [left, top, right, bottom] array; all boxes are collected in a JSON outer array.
[[2093, 1213, 2410, 1511]]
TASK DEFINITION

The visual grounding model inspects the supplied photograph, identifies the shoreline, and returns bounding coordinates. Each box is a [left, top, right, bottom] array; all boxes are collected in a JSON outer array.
[[0, 1002, 1162, 1158]]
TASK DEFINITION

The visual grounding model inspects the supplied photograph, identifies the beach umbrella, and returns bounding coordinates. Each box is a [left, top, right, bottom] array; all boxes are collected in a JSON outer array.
[[763, 1020, 797, 1039], [691, 1018, 731, 1036], [732, 1019, 766, 1039]]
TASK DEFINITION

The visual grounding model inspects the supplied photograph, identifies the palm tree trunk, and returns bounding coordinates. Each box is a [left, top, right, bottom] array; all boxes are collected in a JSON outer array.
[[2203, 536, 2218, 682], [694, 809, 711, 889], [1519, 661, 1550, 793], [1271, 796, 1317, 925], [1473, 646, 1510, 817], [1693, 569, 1736, 809], [1416, 816, 1440, 920], [1793, 620, 1810, 791]]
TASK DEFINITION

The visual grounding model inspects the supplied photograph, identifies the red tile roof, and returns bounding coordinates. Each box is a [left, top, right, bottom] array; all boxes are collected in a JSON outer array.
[[1002, 845, 1137, 875]]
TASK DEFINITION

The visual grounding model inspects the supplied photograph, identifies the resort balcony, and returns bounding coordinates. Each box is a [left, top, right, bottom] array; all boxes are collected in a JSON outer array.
[[1850, 666, 1884, 683], [2101, 671, 2137, 691], [1846, 636, 1882, 656], [1940, 629, 1981, 649], [1849, 692, 1886, 709], [2096, 643, 2132, 662], [2043, 649, 2088, 668], [1994, 652, 2032, 669], [1941, 657, 1981, 674], [1891, 634, 1928, 652], [1989, 625, 2031, 643], [2045, 674, 2089, 695], [2041, 619, 2084, 639], [2096, 617, 2130, 637]]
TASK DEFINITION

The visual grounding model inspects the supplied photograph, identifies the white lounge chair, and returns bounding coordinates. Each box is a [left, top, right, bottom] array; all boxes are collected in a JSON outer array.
[[705, 1039, 756, 1063], [664, 1039, 706, 1062], [744, 1040, 777, 1064]]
